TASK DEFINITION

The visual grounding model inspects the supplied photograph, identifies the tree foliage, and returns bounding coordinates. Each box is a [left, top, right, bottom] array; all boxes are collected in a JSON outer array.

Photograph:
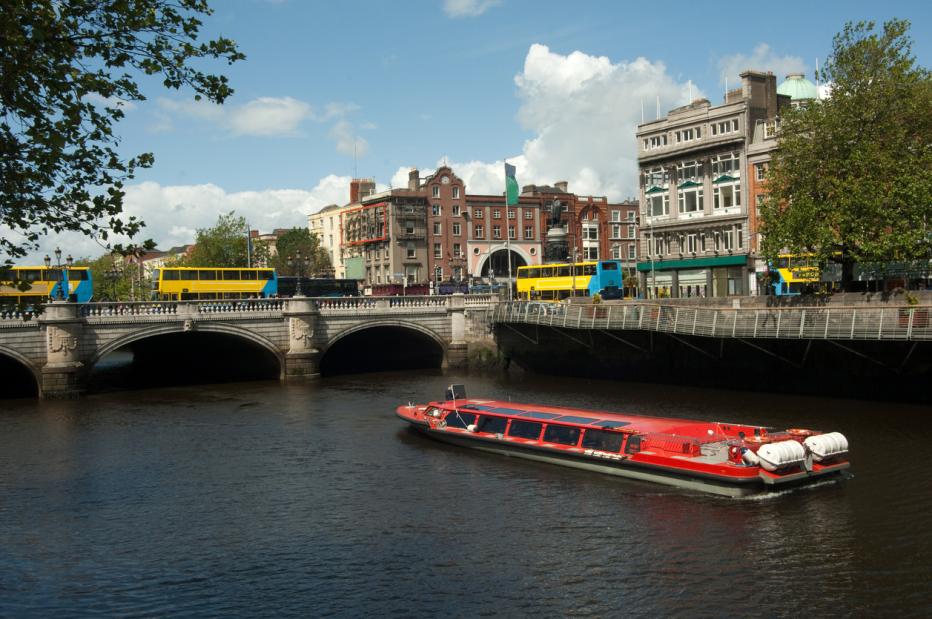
[[760, 19, 932, 287], [271, 228, 332, 276], [181, 211, 250, 267], [0, 0, 244, 264]]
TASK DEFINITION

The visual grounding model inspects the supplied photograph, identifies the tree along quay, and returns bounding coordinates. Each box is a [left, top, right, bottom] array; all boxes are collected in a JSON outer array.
[[492, 299, 932, 403]]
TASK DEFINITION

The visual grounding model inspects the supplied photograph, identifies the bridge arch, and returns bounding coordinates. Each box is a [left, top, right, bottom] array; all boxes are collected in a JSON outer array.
[[320, 320, 448, 375], [0, 344, 42, 397], [89, 322, 285, 378]]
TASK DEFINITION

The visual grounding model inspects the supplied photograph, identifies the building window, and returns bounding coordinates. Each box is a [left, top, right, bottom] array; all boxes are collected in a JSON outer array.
[[452, 266, 463, 281], [474, 224, 484, 238], [432, 185, 440, 198], [524, 225, 534, 240], [453, 243, 462, 257], [713, 183, 741, 210], [724, 227, 735, 250], [493, 225, 502, 239], [713, 118, 740, 135], [755, 163, 768, 181], [644, 167, 669, 187], [507, 209, 515, 219], [473, 208, 483, 218], [524, 210, 533, 220], [405, 220, 415, 234], [628, 224, 636, 239], [508, 225, 516, 240], [711, 153, 740, 176], [583, 224, 599, 240], [452, 222, 461, 236], [611, 210, 621, 222], [763, 119, 780, 138], [736, 223, 744, 249], [678, 187, 704, 214], [452, 204, 461, 216], [433, 222, 441, 235], [406, 242, 416, 259], [628, 244, 636, 260], [452, 187, 460, 199], [627, 211, 636, 221], [686, 233, 698, 253], [643, 134, 668, 150], [433, 243, 442, 258], [585, 246, 599, 260], [435, 266, 442, 282], [432, 204, 441, 216], [677, 161, 701, 182], [648, 193, 669, 217], [492, 209, 501, 219], [675, 127, 700, 143], [611, 224, 622, 239]]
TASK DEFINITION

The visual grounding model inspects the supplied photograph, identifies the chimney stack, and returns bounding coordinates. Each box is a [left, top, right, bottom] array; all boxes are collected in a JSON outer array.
[[554, 181, 568, 193], [408, 168, 420, 190]]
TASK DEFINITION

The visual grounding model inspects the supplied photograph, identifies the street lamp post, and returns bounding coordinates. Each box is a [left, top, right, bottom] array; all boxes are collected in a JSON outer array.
[[287, 249, 310, 296], [43, 247, 73, 301]]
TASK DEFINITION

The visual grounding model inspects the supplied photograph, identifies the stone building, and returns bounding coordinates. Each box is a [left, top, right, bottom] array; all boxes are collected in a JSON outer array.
[[635, 70, 788, 298]]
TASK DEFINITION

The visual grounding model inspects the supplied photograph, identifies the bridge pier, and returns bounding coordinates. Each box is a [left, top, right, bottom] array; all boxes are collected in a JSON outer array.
[[39, 301, 85, 398], [445, 293, 468, 368], [283, 296, 321, 380]]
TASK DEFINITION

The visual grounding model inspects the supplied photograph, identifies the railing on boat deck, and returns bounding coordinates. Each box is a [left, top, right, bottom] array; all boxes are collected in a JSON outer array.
[[492, 301, 932, 341]]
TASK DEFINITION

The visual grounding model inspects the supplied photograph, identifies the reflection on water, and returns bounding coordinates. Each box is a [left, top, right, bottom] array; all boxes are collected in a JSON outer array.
[[1, 371, 930, 616]]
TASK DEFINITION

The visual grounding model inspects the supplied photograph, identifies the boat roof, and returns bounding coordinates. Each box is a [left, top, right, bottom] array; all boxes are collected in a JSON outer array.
[[438, 398, 729, 435]]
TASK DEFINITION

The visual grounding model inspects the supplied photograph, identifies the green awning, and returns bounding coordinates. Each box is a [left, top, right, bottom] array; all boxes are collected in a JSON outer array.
[[637, 254, 748, 272], [677, 180, 701, 189], [712, 174, 739, 184], [645, 185, 667, 195]]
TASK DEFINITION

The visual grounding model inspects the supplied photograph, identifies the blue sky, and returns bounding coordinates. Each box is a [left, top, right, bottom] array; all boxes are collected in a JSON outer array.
[[22, 0, 932, 261]]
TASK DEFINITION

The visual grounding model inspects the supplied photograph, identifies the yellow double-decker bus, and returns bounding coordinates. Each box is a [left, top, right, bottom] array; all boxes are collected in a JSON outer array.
[[0, 266, 93, 305], [152, 267, 278, 300], [516, 260, 623, 301]]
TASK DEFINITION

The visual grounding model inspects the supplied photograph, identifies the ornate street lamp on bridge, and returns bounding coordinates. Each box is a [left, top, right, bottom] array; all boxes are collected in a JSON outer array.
[[43, 247, 72, 301], [287, 250, 311, 297]]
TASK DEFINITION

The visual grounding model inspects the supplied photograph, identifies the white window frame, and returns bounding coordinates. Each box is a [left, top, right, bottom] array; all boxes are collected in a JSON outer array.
[[452, 222, 461, 236], [492, 209, 501, 219], [507, 209, 516, 219], [648, 193, 670, 217], [432, 186, 440, 198], [524, 210, 533, 220], [452, 187, 460, 199], [432, 204, 441, 216], [713, 182, 741, 211], [433, 243, 442, 259], [678, 187, 704, 214], [433, 222, 441, 235], [473, 208, 483, 218], [493, 225, 502, 239], [474, 224, 484, 238], [452, 204, 461, 216], [508, 225, 516, 240], [524, 225, 534, 240]]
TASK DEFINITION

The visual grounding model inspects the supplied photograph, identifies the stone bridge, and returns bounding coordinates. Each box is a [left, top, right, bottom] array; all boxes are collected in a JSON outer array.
[[0, 294, 496, 398]]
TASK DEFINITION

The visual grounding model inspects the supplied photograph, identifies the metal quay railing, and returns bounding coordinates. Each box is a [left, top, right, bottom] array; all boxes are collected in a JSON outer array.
[[492, 301, 932, 342]]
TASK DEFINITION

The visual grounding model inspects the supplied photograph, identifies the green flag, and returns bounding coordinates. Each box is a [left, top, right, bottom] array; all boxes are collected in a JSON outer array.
[[505, 162, 519, 206]]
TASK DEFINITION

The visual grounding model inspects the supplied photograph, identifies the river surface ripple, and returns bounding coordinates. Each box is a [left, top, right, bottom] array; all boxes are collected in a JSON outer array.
[[1, 371, 930, 618]]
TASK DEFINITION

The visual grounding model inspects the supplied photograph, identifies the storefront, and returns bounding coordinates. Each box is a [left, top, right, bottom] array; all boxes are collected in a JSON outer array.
[[637, 255, 749, 298]]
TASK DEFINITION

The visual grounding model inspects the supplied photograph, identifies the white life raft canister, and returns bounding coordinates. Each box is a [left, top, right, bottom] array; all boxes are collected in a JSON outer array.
[[756, 440, 806, 472], [804, 432, 849, 462]]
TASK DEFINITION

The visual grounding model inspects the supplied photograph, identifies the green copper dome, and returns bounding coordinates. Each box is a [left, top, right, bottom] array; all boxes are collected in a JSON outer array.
[[778, 73, 818, 101]]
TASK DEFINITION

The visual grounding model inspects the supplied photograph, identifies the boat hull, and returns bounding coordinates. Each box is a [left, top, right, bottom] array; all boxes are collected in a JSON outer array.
[[404, 421, 849, 498]]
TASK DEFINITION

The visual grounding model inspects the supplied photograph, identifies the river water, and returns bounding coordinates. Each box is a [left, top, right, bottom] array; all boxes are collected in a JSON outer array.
[[1, 370, 930, 617]]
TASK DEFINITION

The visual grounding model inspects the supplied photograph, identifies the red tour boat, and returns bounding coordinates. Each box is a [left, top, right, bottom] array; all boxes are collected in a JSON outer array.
[[396, 386, 850, 497]]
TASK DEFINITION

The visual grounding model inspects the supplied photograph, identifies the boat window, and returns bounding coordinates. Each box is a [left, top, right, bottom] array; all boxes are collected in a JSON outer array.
[[462, 404, 493, 411], [592, 420, 631, 429], [444, 411, 477, 429], [508, 420, 543, 440], [516, 410, 562, 420], [477, 415, 508, 434], [543, 425, 581, 446], [556, 415, 600, 425], [490, 407, 525, 415], [582, 429, 624, 452], [624, 435, 641, 454]]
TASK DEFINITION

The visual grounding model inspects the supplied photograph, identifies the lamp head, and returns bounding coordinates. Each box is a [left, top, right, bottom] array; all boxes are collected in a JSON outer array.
[[44, 254, 51, 268], [66, 254, 73, 267], [54, 247, 62, 262]]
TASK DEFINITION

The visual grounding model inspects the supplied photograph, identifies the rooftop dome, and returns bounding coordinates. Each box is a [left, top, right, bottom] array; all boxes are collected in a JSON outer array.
[[778, 73, 818, 101]]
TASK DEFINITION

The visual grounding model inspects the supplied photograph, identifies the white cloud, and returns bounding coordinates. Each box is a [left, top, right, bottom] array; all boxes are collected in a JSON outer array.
[[155, 96, 368, 146], [20, 177, 352, 263], [717, 43, 808, 86], [329, 120, 370, 157], [399, 44, 696, 201], [228, 97, 313, 136], [443, 0, 501, 18]]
